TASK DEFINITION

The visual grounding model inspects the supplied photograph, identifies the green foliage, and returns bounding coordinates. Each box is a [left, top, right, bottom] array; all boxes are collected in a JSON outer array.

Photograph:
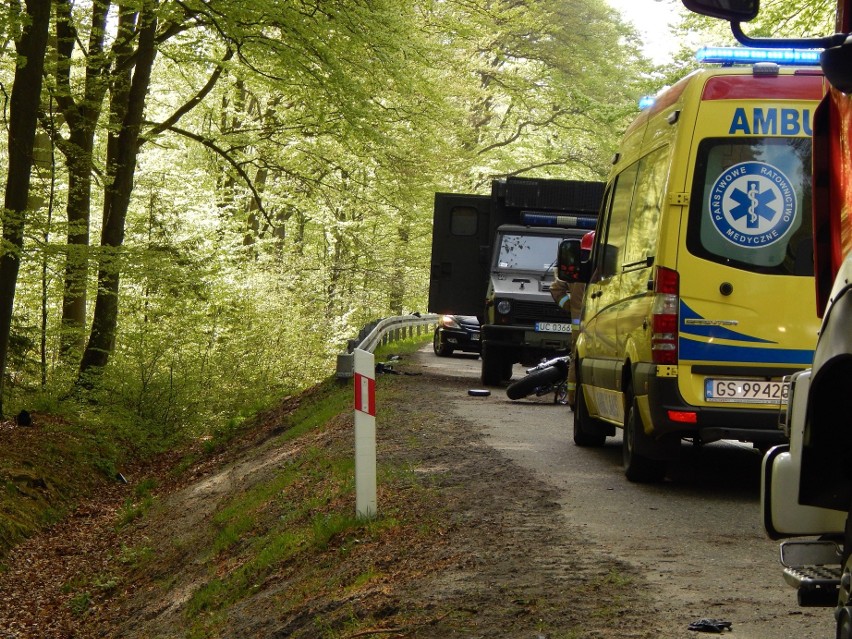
[[117, 543, 154, 569], [0, 0, 655, 466], [737, 0, 834, 37], [68, 591, 92, 617], [311, 513, 362, 551]]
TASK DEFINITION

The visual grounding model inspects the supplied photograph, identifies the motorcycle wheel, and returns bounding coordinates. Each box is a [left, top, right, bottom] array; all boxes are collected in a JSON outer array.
[[506, 365, 564, 400], [554, 381, 568, 404]]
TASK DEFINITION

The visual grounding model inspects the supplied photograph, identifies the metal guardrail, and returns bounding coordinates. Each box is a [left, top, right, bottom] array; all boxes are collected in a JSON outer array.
[[336, 313, 439, 378]]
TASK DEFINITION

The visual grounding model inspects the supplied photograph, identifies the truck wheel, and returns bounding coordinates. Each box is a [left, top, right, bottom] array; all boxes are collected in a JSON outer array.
[[623, 393, 667, 483], [481, 346, 504, 386], [838, 549, 852, 638], [573, 384, 607, 447], [839, 606, 852, 639], [501, 357, 514, 382]]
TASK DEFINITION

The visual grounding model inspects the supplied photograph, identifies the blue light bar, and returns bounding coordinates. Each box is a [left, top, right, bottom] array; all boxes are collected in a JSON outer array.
[[638, 96, 656, 110], [696, 46, 822, 66], [521, 212, 597, 229]]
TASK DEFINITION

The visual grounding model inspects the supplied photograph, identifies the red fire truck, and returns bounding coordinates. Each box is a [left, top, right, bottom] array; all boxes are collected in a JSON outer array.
[[683, 0, 852, 635]]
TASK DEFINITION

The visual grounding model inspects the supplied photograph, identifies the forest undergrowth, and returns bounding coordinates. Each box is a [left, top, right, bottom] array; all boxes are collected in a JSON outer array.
[[0, 338, 655, 638]]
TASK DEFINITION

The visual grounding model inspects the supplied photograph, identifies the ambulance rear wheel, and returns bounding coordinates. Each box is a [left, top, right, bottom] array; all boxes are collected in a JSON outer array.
[[623, 393, 667, 483], [838, 538, 852, 638], [838, 606, 852, 639]]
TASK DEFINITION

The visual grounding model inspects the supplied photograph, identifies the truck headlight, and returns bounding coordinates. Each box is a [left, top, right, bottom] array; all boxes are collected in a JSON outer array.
[[496, 300, 511, 315]]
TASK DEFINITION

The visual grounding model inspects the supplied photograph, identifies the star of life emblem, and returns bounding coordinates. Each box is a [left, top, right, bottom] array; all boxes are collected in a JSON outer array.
[[708, 161, 797, 248]]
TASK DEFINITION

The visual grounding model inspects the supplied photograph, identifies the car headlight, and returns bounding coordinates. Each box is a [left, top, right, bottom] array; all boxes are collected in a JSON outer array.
[[496, 300, 511, 315], [440, 315, 461, 329]]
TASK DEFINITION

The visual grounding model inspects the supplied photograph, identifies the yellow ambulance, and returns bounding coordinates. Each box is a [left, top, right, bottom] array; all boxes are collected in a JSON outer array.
[[562, 49, 825, 482]]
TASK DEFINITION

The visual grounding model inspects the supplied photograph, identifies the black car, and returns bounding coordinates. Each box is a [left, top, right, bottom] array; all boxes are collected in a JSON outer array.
[[433, 315, 481, 357]]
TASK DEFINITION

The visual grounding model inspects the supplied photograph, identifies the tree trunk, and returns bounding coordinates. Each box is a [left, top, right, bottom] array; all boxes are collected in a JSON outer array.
[[0, 0, 52, 417], [55, 0, 111, 359], [78, 1, 159, 380], [388, 220, 411, 315], [61, 131, 95, 358]]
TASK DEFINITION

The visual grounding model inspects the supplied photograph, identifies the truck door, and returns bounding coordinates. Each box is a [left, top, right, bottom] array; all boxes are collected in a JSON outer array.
[[428, 192, 491, 317]]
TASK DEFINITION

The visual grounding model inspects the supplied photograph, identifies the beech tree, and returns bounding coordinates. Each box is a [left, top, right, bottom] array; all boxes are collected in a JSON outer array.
[[0, 0, 52, 418], [52, 0, 110, 359], [0, 0, 654, 427], [77, 1, 160, 379]]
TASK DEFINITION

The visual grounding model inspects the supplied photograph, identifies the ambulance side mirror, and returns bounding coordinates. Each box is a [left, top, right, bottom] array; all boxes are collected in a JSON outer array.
[[822, 38, 852, 95], [557, 240, 589, 283]]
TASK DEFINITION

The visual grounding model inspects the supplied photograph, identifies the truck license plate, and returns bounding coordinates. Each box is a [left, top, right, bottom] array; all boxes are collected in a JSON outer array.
[[535, 322, 571, 333], [704, 378, 788, 404]]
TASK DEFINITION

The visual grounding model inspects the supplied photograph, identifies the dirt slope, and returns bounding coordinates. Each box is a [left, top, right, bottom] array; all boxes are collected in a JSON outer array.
[[0, 355, 661, 638]]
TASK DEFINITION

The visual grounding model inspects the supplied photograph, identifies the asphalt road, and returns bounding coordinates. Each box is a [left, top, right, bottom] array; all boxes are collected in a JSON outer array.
[[421, 346, 835, 639]]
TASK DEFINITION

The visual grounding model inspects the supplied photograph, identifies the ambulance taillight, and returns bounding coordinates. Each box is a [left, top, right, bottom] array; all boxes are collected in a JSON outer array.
[[651, 267, 679, 365]]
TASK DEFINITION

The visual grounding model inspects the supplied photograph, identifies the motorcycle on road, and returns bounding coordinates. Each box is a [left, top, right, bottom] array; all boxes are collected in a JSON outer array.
[[505, 355, 570, 404]]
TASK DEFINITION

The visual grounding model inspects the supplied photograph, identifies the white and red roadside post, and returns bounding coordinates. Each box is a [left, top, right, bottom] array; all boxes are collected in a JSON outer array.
[[353, 348, 377, 519]]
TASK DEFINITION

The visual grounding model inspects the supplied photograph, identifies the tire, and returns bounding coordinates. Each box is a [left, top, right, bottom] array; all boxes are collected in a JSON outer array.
[[623, 392, 667, 483], [433, 330, 453, 357], [506, 365, 564, 400], [501, 357, 514, 382], [838, 536, 852, 639], [838, 606, 852, 639], [573, 383, 607, 447], [481, 345, 504, 386]]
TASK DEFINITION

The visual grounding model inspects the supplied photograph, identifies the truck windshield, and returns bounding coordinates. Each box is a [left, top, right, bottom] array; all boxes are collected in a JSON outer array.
[[687, 137, 813, 276], [496, 233, 563, 271]]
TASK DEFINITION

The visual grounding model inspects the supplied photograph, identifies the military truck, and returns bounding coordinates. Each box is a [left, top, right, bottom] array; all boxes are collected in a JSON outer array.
[[428, 176, 602, 385]]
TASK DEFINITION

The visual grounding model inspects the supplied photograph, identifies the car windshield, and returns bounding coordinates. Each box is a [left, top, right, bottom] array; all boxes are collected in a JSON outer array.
[[496, 233, 562, 271], [687, 137, 813, 276]]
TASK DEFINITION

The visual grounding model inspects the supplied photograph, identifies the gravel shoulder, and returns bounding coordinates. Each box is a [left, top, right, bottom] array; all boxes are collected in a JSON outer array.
[[424, 347, 834, 639]]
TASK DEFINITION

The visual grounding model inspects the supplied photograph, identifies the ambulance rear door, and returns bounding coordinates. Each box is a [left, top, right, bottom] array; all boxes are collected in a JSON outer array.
[[676, 69, 825, 410]]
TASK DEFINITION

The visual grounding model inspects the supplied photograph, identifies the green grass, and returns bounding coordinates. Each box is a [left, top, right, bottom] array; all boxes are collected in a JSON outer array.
[[1, 331, 436, 636], [116, 478, 158, 529], [179, 376, 436, 637], [185, 382, 360, 620], [374, 332, 432, 359], [588, 569, 632, 619]]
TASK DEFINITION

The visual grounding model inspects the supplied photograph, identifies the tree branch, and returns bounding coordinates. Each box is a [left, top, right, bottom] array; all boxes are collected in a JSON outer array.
[[161, 124, 272, 226], [140, 47, 233, 144], [476, 109, 568, 156]]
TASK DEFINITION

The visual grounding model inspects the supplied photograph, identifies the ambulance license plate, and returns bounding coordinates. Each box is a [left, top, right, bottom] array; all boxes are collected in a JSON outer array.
[[535, 322, 571, 333], [704, 378, 788, 404]]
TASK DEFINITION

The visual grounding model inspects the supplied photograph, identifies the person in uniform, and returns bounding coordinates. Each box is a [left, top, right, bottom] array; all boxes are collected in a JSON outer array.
[[549, 231, 594, 407]]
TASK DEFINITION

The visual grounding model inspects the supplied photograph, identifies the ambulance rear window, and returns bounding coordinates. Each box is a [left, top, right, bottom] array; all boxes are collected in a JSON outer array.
[[687, 137, 812, 276]]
